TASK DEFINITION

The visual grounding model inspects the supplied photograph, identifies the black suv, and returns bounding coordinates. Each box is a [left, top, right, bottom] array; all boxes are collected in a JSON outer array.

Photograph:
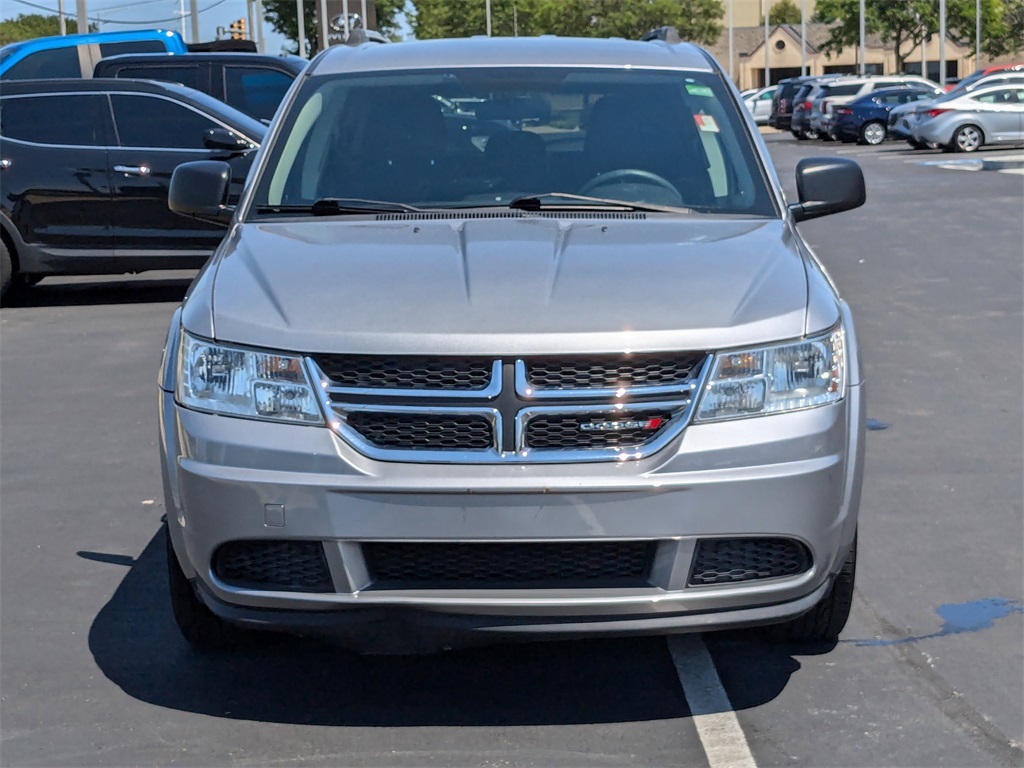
[[0, 78, 265, 298], [93, 52, 306, 123], [770, 75, 816, 130]]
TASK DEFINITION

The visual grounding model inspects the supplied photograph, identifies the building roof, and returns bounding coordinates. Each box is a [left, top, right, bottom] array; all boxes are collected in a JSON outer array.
[[708, 23, 891, 61]]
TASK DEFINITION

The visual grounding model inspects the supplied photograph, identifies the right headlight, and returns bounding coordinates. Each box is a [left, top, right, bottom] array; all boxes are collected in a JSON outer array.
[[695, 326, 845, 422]]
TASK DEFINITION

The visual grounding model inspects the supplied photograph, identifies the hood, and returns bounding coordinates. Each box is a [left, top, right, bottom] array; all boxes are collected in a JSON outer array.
[[197, 216, 817, 356]]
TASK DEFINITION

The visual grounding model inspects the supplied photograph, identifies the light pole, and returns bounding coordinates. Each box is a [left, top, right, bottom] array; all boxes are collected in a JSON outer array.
[[727, 0, 733, 81], [800, 0, 806, 76], [486, 0, 492, 36], [939, 0, 946, 87], [858, 0, 865, 75], [296, 0, 306, 57], [189, 0, 199, 42], [58, 0, 66, 34], [319, 0, 329, 52], [255, 0, 265, 51], [76, 0, 87, 35], [976, 0, 981, 66], [763, 0, 770, 87]]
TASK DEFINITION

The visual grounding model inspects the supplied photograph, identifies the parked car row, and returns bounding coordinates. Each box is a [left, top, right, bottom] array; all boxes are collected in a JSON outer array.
[[769, 65, 1024, 152]]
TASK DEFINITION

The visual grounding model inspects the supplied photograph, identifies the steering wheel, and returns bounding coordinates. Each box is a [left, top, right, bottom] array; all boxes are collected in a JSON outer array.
[[578, 169, 681, 200]]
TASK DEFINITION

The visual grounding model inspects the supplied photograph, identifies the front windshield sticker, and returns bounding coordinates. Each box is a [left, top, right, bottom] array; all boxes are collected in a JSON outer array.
[[694, 114, 720, 133], [685, 83, 714, 97]]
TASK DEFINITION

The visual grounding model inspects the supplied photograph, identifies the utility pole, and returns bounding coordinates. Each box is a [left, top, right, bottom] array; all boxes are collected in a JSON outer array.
[[296, 0, 306, 57], [763, 0, 770, 87], [255, 0, 265, 51], [189, 0, 199, 42], [858, 0, 865, 75], [76, 0, 87, 35], [939, 0, 946, 87], [343, 0, 350, 38], [319, 0, 328, 51], [361, 0, 367, 30], [800, 0, 806, 76], [727, 0, 733, 82], [179, 0, 186, 37], [486, 0, 492, 36], [58, 0, 67, 34], [246, 0, 256, 44]]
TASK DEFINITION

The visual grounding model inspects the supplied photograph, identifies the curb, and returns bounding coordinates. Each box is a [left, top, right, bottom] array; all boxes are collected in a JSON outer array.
[[980, 156, 1024, 171]]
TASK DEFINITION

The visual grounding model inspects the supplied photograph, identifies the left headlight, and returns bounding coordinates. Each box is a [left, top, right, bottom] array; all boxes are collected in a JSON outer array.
[[176, 332, 323, 424], [695, 326, 845, 422]]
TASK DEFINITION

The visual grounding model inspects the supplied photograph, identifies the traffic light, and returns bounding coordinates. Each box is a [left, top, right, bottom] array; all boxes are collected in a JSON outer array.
[[229, 18, 246, 39]]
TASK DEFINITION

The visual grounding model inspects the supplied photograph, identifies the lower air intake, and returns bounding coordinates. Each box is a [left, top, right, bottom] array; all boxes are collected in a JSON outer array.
[[213, 540, 334, 592], [363, 540, 657, 588], [689, 538, 811, 585]]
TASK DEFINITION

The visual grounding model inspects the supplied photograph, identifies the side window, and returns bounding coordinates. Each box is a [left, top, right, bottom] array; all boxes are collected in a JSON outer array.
[[117, 65, 200, 90], [110, 94, 217, 149], [877, 93, 903, 105], [759, 90, 774, 100], [0, 94, 110, 145], [1, 46, 81, 80], [99, 41, 167, 57], [224, 67, 294, 121], [972, 89, 1011, 104]]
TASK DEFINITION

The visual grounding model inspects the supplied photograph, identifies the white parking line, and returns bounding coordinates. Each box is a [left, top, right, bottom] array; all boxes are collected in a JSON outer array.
[[669, 635, 758, 768]]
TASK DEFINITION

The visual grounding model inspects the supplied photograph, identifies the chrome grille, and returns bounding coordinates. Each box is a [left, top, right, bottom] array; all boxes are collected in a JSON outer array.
[[346, 412, 493, 450], [363, 540, 657, 588], [689, 538, 811, 586], [312, 355, 493, 391], [524, 354, 705, 391], [525, 410, 673, 449], [213, 540, 333, 592], [309, 353, 709, 463]]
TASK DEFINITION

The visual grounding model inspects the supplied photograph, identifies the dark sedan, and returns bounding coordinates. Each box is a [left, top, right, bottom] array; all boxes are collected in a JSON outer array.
[[0, 78, 265, 299], [831, 86, 943, 145]]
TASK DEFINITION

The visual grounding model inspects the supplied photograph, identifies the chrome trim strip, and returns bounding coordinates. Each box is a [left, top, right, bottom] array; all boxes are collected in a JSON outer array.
[[514, 358, 704, 400], [308, 358, 502, 399]]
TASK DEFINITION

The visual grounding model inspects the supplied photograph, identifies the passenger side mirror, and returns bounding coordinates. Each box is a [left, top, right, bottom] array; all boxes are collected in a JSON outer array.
[[203, 127, 254, 152], [168, 160, 234, 226], [789, 157, 866, 222]]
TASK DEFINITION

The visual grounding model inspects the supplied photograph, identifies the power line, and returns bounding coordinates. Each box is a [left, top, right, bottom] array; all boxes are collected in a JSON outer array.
[[11, 0, 230, 24]]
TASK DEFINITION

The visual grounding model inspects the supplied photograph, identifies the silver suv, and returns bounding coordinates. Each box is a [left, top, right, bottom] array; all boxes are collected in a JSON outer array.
[[162, 35, 867, 653]]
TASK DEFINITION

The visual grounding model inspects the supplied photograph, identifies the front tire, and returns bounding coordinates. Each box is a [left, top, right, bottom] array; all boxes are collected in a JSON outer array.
[[859, 120, 886, 145], [1, 240, 12, 302], [166, 526, 247, 650], [771, 532, 857, 643], [951, 124, 983, 153]]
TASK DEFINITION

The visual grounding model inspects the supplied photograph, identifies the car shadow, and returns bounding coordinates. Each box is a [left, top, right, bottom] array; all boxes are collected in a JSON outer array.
[[3, 275, 193, 308], [87, 528, 817, 727]]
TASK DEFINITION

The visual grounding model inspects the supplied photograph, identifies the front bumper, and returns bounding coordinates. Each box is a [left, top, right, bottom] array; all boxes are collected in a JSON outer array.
[[160, 373, 865, 646]]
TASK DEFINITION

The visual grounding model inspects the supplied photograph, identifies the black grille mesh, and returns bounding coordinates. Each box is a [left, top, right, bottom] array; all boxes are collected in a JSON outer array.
[[213, 540, 333, 592], [346, 412, 493, 450], [525, 354, 705, 390], [363, 541, 656, 587], [313, 356, 493, 391], [689, 538, 811, 585], [526, 411, 672, 449]]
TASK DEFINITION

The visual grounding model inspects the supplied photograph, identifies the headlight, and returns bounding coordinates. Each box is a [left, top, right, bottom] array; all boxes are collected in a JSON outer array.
[[695, 327, 845, 422], [177, 332, 323, 424]]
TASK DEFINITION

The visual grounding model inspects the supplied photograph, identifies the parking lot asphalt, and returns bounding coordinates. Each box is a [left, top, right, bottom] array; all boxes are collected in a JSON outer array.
[[2, 136, 1022, 767]]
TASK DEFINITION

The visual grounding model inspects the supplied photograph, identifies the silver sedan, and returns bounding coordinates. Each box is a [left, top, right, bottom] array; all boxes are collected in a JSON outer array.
[[912, 84, 1024, 152]]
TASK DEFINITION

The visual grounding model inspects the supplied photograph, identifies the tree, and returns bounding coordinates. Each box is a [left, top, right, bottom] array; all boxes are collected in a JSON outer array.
[[411, 0, 724, 46], [812, 0, 1008, 73], [262, 0, 407, 55], [0, 14, 92, 45], [765, 0, 802, 25]]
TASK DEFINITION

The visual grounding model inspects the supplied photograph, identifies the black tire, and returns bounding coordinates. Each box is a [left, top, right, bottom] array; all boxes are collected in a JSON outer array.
[[166, 526, 247, 650], [907, 137, 928, 150], [951, 124, 983, 153], [793, 129, 808, 140], [0, 239, 12, 302], [858, 120, 886, 146], [771, 532, 857, 643]]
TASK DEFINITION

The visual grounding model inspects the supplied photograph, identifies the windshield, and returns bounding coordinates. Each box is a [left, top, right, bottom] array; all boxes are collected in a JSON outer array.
[[250, 66, 775, 216]]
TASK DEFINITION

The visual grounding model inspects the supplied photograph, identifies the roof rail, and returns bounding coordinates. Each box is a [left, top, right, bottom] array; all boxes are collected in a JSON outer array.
[[640, 26, 682, 44]]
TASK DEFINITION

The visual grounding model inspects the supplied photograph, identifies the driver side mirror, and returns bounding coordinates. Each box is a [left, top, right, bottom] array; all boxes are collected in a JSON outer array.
[[168, 160, 234, 227], [789, 157, 866, 222]]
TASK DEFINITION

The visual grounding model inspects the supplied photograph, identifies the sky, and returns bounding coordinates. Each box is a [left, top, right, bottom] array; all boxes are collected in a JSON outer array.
[[5, 0, 412, 56]]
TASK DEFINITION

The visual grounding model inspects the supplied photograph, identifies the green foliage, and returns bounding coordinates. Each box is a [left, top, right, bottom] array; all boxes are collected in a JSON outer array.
[[262, 0, 407, 55], [410, 0, 724, 46], [812, 0, 1012, 71], [0, 14, 93, 45], [765, 0, 803, 25]]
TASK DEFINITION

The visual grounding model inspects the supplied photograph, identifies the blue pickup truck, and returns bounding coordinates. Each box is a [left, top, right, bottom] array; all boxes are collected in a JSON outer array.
[[0, 29, 187, 80]]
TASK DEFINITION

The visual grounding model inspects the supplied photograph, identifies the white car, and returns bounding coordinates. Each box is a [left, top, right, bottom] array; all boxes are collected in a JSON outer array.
[[743, 85, 776, 124]]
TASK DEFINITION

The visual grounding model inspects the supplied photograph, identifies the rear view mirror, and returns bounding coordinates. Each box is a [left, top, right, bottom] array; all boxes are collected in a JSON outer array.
[[203, 127, 254, 152], [169, 160, 233, 226], [789, 157, 866, 222]]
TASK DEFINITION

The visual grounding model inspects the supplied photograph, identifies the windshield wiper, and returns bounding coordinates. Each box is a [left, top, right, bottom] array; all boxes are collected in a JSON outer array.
[[255, 198, 424, 216], [507, 192, 691, 214]]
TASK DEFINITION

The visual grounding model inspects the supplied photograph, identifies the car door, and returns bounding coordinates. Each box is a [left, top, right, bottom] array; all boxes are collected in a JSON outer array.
[[107, 91, 253, 264], [0, 92, 114, 267], [968, 88, 1024, 143], [754, 88, 774, 121]]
